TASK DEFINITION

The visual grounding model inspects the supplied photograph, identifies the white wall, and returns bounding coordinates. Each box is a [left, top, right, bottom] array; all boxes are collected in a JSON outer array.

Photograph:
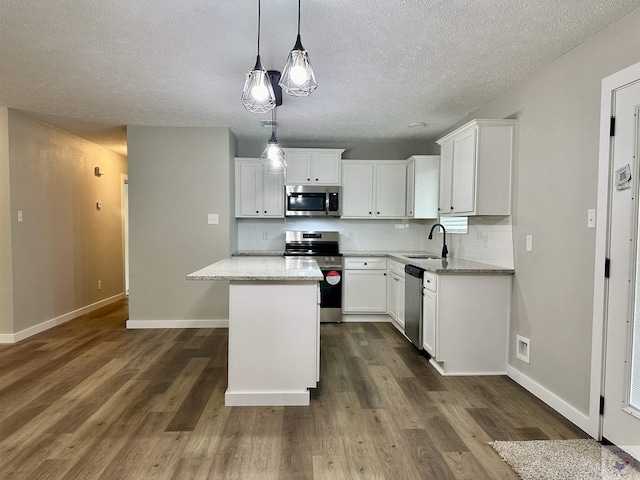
[[0, 109, 13, 335], [127, 126, 237, 324], [7, 109, 127, 334], [435, 7, 640, 416]]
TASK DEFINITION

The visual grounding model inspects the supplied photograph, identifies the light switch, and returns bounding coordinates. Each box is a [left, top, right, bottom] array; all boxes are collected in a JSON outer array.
[[587, 209, 596, 228], [17, 210, 23, 222], [207, 213, 219, 225], [525, 235, 533, 252]]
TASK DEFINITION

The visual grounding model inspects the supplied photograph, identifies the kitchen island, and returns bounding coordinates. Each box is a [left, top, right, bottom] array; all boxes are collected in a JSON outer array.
[[187, 257, 323, 406]]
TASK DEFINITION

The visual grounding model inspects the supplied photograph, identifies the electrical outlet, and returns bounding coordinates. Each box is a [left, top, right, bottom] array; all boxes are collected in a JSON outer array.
[[98, 280, 102, 290], [587, 209, 596, 228], [525, 235, 533, 252], [482, 234, 489, 248], [17, 210, 23, 222], [207, 213, 219, 225], [262, 231, 269, 240]]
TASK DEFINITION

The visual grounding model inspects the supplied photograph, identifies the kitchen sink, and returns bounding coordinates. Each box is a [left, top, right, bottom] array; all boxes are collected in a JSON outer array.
[[405, 254, 440, 259]]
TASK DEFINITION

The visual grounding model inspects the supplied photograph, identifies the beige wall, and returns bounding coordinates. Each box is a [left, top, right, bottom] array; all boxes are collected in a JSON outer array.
[[127, 126, 236, 322], [435, 8, 640, 414], [7, 110, 128, 333], [237, 139, 435, 159], [0, 109, 13, 335]]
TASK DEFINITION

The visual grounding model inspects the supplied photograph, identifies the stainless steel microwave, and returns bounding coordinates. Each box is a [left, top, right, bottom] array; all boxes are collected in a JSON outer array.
[[285, 185, 341, 217]]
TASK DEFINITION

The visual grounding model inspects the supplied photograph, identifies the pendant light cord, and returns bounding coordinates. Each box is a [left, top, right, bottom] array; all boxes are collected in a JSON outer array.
[[297, 0, 301, 36], [257, 0, 261, 56]]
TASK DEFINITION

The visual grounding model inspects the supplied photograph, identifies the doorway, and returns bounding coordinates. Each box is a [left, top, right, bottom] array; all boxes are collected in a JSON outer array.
[[593, 61, 640, 460]]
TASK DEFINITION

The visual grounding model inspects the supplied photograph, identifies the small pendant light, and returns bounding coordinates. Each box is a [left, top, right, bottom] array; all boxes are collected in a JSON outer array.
[[279, 0, 317, 97], [261, 108, 286, 171], [242, 0, 276, 113]]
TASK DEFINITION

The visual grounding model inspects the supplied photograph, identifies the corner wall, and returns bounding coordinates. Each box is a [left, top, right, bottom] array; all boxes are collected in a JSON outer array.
[[127, 126, 235, 326], [0, 108, 13, 335], [437, 7, 640, 420], [8, 110, 128, 335]]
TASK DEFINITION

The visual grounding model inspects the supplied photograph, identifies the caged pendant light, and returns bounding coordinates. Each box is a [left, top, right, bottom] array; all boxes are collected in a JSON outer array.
[[279, 0, 317, 97], [241, 0, 276, 113], [260, 107, 286, 171]]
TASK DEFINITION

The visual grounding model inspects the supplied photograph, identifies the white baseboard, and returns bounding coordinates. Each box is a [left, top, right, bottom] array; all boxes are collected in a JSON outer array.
[[341, 314, 391, 323], [507, 365, 592, 434], [0, 293, 127, 344], [126, 319, 229, 329], [224, 390, 310, 406]]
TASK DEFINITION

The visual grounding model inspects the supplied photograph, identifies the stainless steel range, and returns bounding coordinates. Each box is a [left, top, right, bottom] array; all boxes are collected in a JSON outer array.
[[284, 231, 343, 323]]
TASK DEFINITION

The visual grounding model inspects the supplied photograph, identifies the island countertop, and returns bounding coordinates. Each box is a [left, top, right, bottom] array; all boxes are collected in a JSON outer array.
[[187, 256, 323, 281]]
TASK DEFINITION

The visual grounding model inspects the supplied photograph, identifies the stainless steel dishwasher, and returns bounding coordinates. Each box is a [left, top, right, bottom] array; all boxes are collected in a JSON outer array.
[[404, 264, 424, 350]]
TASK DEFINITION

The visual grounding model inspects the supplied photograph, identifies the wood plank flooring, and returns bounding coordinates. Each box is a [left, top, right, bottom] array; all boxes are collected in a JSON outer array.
[[0, 299, 587, 479]]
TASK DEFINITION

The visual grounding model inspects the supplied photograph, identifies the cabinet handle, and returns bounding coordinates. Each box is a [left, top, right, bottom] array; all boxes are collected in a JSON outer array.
[[450, 206, 454, 210], [256, 210, 259, 214], [364, 262, 367, 265], [264, 210, 267, 213], [377, 212, 380, 215], [383, 272, 386, 276], [315, 178, 319, 181], [438, 207, 441, 211], [307, 178, 310, 182], [369, 211, 372, 215]]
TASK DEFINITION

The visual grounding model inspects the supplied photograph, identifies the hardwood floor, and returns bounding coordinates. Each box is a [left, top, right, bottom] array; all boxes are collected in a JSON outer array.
[[0, 299, 586, 479]]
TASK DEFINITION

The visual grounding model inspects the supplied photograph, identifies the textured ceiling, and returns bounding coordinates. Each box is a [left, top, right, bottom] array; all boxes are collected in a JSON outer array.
[[1, 0, 639, 156]]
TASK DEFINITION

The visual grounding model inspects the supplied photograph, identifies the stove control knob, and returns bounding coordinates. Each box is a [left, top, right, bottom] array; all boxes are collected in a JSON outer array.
[[330, 257, 336, 262]]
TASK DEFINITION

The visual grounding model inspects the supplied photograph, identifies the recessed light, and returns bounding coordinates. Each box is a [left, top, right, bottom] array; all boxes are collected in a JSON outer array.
[[408, 122, 428, 129]]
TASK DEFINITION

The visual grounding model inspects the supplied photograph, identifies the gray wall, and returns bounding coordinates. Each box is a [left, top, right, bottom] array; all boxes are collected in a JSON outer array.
[[436, 8, 640, 414], [8, 109, 128, 333], [127, 126, 237, 322], [237, 139, 435, 159], [0, 109, 13, 335]]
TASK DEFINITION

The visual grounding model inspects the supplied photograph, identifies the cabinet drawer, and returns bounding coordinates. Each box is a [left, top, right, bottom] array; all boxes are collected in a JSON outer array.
[[344, 257, 387, 270], [423, 272, 437, 292], [388, 259, 405, 276]]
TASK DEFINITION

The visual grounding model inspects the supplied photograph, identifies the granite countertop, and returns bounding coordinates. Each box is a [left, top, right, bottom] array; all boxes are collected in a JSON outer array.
[[187, 256, 323, 281], [343, 251, 514, 274], [233, 250, 283, 256]]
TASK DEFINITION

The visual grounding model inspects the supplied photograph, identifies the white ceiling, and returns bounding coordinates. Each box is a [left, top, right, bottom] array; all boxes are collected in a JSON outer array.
[[1, 0, 639, 157]]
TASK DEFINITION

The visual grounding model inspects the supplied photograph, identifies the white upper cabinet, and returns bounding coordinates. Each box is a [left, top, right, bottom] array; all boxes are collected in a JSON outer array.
[[436, 119, 516, 216], [282, 148, 344, 185], [406, 155, 439, 219], [341, 161, 406, 219], [235, 158, 284, 218]]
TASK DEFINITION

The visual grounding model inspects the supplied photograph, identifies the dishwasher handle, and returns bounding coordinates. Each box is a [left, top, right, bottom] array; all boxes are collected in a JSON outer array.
[[404, 264, 425, 278]]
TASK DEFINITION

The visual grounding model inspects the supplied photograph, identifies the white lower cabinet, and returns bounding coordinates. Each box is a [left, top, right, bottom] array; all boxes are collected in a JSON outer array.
[[422, 273, 512, 375], [387, 260, 405, 332], [343, 257, 387, 314]]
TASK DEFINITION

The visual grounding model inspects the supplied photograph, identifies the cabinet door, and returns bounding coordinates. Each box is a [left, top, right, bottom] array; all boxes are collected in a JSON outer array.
[[285, 151, 312, 184], [439, 141, 454, 216], [406, 160, 415, 217], [312, 152, 341, 185], [343, 270, 387, 313], [387, 274, 398, 320], [342, 163, 374, 217], [262, 169, 284, 217], [375, 164, 406, 217], [451, 128, 477, 214], [236, 161, 262, 217], [422, 288, 437, 357]]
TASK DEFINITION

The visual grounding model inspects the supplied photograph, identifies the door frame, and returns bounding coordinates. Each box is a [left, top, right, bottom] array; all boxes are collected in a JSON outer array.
[[591, 60, 640, 439]]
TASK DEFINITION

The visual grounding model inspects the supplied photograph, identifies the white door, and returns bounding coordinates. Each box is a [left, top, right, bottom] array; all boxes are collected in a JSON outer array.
[[603, 79, 640, 460], [341, 163, 374, 217], [375, 163, 406, 218]]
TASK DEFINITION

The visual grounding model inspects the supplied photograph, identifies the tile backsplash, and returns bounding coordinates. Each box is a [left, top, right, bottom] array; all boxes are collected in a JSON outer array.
[[236, 216, 514, 269]]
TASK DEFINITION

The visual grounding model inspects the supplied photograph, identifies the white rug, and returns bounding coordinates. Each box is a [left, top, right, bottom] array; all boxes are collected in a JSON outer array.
[[490, 439, 640, 480]]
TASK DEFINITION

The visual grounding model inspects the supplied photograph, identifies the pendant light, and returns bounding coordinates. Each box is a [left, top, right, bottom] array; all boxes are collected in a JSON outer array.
[[260, 107, 286, 171], [279, 0, 317, 97], [241, 0, 276, 113]]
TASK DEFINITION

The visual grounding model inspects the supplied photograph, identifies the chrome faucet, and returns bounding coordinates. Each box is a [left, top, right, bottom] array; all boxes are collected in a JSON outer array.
[[428, 223, 448, 259]]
